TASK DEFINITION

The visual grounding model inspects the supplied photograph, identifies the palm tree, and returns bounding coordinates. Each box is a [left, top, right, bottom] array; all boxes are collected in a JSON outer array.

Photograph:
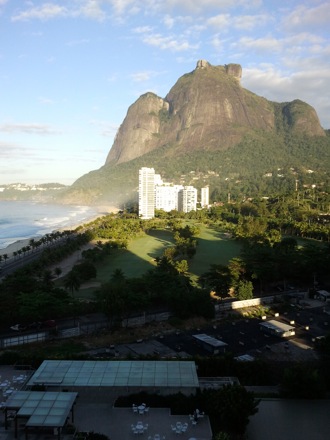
[[54, 267, 62, 278], [29, 238, 36, 252], [64, 270, 81, 298]]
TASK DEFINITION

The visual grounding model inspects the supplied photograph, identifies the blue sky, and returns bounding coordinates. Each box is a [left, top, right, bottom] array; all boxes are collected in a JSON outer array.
[[0, 0, 329, 185]]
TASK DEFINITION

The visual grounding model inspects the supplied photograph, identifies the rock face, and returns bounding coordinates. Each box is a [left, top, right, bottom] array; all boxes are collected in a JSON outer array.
[[105, 60, 325, 166]]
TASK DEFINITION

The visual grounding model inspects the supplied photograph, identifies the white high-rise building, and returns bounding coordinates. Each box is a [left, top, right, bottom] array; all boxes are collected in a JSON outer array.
[[178, 186, 197, 213], [155, 184, 183, 212], [138, 167, 155, 219], [201, 186, 209, 208]]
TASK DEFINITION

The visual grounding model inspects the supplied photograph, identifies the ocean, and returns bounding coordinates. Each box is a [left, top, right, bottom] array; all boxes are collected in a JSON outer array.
[[0, 201, 100, 250]]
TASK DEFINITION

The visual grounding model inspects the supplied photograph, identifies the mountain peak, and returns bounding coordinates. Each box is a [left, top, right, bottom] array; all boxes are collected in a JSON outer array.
[[105, 61, 324, 167]]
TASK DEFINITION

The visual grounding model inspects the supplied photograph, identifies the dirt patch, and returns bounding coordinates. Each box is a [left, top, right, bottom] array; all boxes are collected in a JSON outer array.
[[76, 316, 210, 350]]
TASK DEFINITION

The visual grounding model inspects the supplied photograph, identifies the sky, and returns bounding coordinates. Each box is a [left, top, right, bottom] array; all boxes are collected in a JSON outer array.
[[0, 0, 329, 185]]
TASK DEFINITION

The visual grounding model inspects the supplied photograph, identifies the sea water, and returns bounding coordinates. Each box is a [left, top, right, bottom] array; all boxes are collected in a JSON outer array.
[[0, 201, 100, 250]]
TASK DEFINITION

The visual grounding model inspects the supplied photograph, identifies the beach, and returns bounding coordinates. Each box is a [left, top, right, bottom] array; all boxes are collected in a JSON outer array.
[[0, 203, 118, 259], [0, 238, 35, 258]]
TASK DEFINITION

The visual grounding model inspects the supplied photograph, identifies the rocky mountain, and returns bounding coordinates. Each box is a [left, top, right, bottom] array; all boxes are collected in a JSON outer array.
[[105, 60, 324, 166], [59, 60, 329, 207]]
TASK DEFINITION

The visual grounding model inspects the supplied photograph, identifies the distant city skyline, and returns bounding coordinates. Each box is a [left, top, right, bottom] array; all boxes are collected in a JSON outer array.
[[1, 1, 329, 184]]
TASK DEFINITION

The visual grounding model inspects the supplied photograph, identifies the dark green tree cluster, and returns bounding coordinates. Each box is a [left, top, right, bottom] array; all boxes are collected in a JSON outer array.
[[0, 231, 93, 329]]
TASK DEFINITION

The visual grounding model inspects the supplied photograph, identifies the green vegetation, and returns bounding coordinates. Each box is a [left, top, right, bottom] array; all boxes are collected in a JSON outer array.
[[1, 191, 329, 331], [59, 130, 330, 207]]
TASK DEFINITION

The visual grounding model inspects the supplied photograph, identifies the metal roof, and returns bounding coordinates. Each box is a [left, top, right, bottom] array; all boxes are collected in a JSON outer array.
[[260, 320, 295, 332], [27, 360, 199, 388], [192, 333, 227, 347], [5, 390, 77, 428]]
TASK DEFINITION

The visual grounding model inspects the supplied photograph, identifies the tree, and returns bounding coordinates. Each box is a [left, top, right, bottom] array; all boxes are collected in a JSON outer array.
[[280, 365, 326, 399], [175, 259, 189, 274], [72, 261, 97, 282], [95, 281, 126, 326], [54, 267, 62, 278], [236, 280, 254, 300], [64, 270, 81, 298], [199, 264, 231, 299], [203, 385, 259, 436], [42, 269, 54, 290]]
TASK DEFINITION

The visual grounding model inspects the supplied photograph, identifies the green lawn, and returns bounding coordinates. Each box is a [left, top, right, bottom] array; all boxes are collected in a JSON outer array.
[[96, 229, 175, 281], [79, 225, 243, 298], [188, 225, 242, 277]]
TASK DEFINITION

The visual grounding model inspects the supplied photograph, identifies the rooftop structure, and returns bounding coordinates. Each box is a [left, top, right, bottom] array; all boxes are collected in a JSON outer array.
[[192, 334, 227, 354], [260, 320, 295, 338], [27, 360, 199, 393], [4, 390, 77, 439]]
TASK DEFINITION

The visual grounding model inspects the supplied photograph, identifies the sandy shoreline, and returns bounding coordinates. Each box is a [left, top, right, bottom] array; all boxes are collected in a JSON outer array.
[[0, 206, 118, 259]]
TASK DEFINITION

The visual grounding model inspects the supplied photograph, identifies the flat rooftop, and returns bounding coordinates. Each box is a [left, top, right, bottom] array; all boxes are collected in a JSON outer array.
[[27, 360, 200, 388], [260, 320, 295, 332], [192, 334, 227, 347]]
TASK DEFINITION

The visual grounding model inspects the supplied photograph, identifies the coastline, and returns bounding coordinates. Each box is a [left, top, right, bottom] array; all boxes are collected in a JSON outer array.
[[0, 238, 35, 258], [0, 206, 118, 259]]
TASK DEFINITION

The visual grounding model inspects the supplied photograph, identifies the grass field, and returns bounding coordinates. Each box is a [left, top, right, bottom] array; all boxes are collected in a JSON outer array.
[[79, 225, 243, 297], [188, 225, 242, 278]]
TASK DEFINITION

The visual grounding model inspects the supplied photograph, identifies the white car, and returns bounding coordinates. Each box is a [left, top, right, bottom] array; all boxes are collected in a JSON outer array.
[[10, 324, 27, 331]]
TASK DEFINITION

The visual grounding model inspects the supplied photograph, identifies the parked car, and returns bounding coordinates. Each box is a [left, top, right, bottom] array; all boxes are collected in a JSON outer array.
[[10, 324, 27, 331]]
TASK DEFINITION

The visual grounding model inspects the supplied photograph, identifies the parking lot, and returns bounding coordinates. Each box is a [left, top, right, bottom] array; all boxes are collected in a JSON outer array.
[[84, 298, 329, 363]]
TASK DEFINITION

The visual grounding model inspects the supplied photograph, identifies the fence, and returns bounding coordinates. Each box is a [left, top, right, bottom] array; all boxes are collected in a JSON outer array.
[[0, 298, 276, 348], [0, 331, 47, 348]]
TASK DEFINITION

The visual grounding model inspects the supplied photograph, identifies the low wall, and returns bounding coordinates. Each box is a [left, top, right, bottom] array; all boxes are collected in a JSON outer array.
[[215, 296, 275, 312]]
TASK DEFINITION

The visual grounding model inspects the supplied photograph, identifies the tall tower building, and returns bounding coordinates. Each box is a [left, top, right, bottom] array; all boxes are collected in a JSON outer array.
[[201, 186, 209, 208], [178, 186, 197, 213], [138, 167, 155, 219]]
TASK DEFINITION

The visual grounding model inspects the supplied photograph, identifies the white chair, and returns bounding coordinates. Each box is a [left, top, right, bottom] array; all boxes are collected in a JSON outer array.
[[144, 406, 150, 415]]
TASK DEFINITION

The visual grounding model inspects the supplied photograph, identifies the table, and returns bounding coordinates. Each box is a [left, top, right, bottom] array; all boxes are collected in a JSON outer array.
[[137, 404, 146, 414]]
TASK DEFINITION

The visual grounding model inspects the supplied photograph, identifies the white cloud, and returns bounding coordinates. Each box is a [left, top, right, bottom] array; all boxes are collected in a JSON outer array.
[[142, 33, 199, 51], [154, 0, 262, 14], [242, 65, 330, 128], [133, 25, 154, 34], [233, 14, 271, 30], [282, 3, 330, 32], [207, 14, 230, 28], [0, 142, 28, 159], [11, 3, 68, 22], [234, 36, 282, 53], [78, 0, 107, 21], [163, 14, 175, 29], [130, 71, 153, 82], [0, 123, 59, 135]]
